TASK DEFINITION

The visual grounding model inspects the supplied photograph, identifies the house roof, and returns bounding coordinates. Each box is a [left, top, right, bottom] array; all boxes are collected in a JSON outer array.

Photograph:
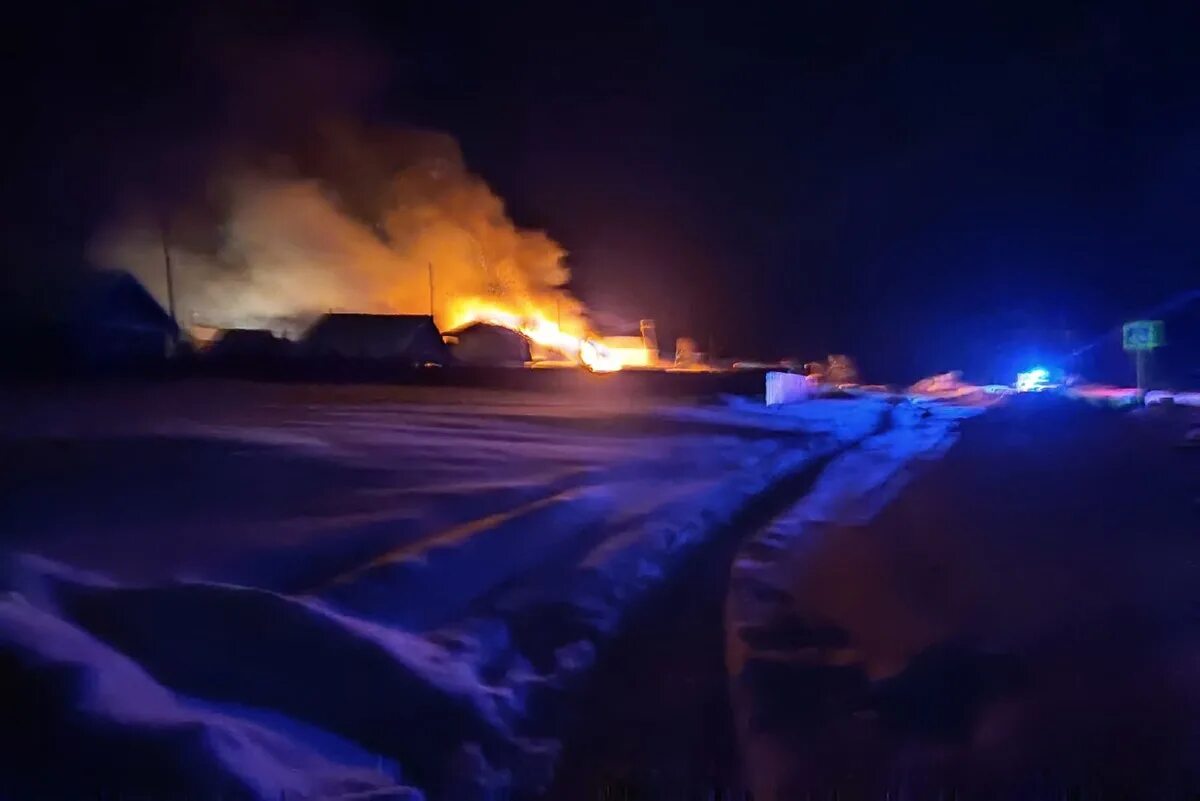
[[306, 313, 438, 339], [303, 313, 449, 360], [443, 320, 531, 340], [11, 269, 178, 335]]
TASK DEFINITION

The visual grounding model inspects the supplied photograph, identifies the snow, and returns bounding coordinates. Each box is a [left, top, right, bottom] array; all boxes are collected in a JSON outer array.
[[1062, 386, 1200, 408], [0, 589, 415, 800], [907, 371, 1008, 404], [909, 370, 970, 395], [0, 381, 978, 798], [1065, 384, 1142, 406], [665, 394, 891, 438], [732, 402, 979, 569], [1146, 390, 1200, 407], [724, 400, 987, 801]]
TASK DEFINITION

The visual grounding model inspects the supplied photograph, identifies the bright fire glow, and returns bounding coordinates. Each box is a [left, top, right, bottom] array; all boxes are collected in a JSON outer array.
[[445, 297, 650, 372], [1015, 366, 1051, 392], [593, 336, 657, 369]]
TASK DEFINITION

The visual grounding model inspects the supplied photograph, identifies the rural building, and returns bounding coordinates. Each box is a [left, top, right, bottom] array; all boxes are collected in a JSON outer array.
[[444, 322, 531, 366], [303, 313, 449, 364], [3, 269, 179, 370], [207, 328, 291, 362]]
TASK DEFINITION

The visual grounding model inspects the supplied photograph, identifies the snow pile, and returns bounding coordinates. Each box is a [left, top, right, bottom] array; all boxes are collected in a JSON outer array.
[[0, 383, 900, 799], [1146, 390, 1200, 407], [0, 584, 418, 800], [910, 370, 969, 395], [1065, 384, 1142, 407], [1066, 387, 1200, 408], [665, 394, 890, 440]]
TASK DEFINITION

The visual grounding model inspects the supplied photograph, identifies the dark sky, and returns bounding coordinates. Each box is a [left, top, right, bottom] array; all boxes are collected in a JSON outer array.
[[9, 0, 1200, 381]]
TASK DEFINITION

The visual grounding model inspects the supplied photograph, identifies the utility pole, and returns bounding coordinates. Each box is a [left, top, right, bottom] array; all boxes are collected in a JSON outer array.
[[427, 262, 435, 319], [1136, 349, 1148, 401], [160, 220, 177, 323]]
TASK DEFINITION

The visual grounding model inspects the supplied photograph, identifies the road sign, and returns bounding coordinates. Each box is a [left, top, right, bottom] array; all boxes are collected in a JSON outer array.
[[1122, 320, 1164, 401], [1122, 320, 1164, 352]]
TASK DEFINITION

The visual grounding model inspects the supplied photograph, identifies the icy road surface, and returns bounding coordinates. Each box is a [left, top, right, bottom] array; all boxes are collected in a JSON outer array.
[[0, 381, 978, 799]]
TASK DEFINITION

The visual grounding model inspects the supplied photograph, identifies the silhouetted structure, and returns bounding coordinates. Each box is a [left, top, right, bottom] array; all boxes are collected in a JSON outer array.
[[445, 322, 531, 366], [207, 329, 292, 362], [303, 313, 448, 364], [2, 269, 178, 372]]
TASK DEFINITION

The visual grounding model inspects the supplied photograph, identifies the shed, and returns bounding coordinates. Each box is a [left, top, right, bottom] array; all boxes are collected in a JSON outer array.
[[303, 313, 449, 364], [445, 322, 531, 366]]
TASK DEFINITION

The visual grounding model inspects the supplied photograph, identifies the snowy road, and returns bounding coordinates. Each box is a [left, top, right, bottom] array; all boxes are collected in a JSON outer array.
[[0, 381, 981, 799], [550, 396, 980, 799], [728, 396, 1200, 799]]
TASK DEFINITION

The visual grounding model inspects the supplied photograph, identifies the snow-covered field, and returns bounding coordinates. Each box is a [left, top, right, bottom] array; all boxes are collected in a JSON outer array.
[[0, 381, 977, 799]]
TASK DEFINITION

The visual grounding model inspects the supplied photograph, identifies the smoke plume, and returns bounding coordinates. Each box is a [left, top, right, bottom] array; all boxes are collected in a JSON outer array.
[[92, 127, 584, 336]]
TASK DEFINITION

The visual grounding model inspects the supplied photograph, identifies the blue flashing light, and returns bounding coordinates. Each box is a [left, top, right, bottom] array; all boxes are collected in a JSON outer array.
[[1015, 366, 1051, 392]]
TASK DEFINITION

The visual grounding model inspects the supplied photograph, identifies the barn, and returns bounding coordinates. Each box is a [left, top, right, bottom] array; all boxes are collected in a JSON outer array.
[[303, 313, 449, 364], [444, 322, 532, 366]]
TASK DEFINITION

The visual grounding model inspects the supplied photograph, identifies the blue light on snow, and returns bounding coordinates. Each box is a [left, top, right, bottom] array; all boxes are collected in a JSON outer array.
[[1015, 366, 1051, 392]]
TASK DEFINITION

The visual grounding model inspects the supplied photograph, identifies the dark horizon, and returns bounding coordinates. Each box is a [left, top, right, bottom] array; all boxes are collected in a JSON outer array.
[[8, 0, 1200, 383]]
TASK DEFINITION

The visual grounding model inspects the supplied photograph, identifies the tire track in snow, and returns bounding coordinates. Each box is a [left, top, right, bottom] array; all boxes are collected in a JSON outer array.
[[543, 408, 899, 799], [725, 402, 986, 801]]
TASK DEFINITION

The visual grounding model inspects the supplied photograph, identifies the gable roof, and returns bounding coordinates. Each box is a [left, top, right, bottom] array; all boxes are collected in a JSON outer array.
[[444, 320, 529, 339], [11, 269, 178, 336], [71, 271, 179, 335], [303, 313, 449, 362], [445, 321, 532, 365]]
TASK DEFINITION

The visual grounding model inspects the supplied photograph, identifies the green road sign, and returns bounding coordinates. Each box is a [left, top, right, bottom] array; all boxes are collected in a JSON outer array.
[[1122, 320, 1164, 352]]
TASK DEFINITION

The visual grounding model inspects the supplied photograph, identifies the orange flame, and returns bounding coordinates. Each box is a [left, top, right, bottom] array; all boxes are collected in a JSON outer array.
[[445, 297, 649, 372]]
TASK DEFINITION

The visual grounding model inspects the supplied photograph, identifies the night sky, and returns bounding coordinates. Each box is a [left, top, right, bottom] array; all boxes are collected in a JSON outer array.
[[9, 0, 1200, 381]]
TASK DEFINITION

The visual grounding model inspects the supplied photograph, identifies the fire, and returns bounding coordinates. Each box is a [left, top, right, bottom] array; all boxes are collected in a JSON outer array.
[[592, 336, 655, 368], [94, 127, 663, 375], [445, 297, 648, 372]]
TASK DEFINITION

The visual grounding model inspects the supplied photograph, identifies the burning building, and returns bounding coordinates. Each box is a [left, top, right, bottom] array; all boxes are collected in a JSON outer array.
[[444, 322, 532, 367], [93, 127, 654, 373]]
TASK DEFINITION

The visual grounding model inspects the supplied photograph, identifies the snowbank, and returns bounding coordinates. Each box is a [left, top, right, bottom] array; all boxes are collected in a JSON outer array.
[[909, 370, 973, 396], [1063, 386, 1200, 408], [0, 587, 418, 800], [0, 382, 902, 799], [1146, 390, 1200, 407], [907, 371, 1004, 404], [1065, 384, 1141, 406]]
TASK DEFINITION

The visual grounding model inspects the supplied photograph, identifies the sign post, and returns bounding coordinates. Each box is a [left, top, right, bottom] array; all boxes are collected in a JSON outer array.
[[1122, 320, 1164, 401]]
